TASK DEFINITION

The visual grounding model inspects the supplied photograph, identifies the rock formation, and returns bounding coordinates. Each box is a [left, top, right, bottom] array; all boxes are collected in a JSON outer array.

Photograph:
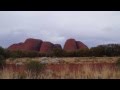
[[54, 44, 62, 50], [8, 38, 88, 53], [63, 39, 78, 52], [76, 41, 88, 49], [8, 38, 43, 51], [23, 38, 43, 51], [40, 42, 55, 53], [63, 38, 88, 52], [7, 42, 24, 51]]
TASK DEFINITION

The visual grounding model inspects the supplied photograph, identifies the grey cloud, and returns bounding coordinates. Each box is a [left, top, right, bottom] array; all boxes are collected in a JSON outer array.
[[0, 11, 120, 48]]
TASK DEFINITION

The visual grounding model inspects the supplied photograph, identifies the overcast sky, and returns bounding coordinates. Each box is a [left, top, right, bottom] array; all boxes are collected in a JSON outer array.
[[0, 11, 120, 48]]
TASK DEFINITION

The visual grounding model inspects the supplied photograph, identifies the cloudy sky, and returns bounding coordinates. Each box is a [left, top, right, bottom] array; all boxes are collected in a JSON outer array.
[[0, 11, 120, 48]]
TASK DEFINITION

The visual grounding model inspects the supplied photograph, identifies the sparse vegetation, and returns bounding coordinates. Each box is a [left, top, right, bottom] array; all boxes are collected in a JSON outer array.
[[0, 57, 119, 79], [0, 56, 5, 68], [1, 44, 120, 59], [26, 60, 46, 78], [0, 61, 119, 79], [116, 58, 120, 69], [0, 47, 6, 68], [1, 44, 120, 79]]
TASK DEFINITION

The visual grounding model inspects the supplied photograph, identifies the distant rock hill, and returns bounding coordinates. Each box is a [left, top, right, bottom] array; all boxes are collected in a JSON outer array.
[[7, 38, 88, 53], [8, 38, 43, 52], [40, 42, 56, 54], [63, 39, 88, 52]]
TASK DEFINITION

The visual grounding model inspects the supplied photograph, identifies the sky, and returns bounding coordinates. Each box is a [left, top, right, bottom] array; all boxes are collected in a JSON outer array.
[[0, 11, 120, 48]]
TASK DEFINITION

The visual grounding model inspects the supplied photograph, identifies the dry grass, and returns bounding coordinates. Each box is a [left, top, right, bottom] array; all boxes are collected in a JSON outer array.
[[1, 57, 120, 79], [6, 57, 118, 64], [0, 64, 120, 79]]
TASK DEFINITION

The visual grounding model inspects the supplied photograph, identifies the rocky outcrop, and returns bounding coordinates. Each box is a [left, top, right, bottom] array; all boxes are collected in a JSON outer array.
[[76, 41, 88, 49], [40, 42, 55, 53], [63, 39, 78, 52], [7, 42, 24, 51], [54, 44, 62, 50], [8, 38, 88, 53], [23, 38, 43, 51], [8, 38, 43, 51], [63, 38, 88, 52]]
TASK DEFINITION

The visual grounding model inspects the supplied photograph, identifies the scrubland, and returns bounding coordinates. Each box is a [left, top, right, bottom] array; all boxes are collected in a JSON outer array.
[[0, 57, 120, 79]]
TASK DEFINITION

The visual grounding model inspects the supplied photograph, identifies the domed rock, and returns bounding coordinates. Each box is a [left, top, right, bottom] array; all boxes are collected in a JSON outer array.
[[54, 44, 62, 50], [40, 42, 55, 53], [63, 39, 78, 52], [23, 38, 43, 51], [8, 38, 43, 51], [63, 38, 88, 52], [76, 41, 88, 50], [7, 42, 24, 51]]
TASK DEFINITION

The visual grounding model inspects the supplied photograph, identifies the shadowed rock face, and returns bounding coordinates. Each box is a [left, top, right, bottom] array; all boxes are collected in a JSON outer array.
[[23, 38, 43, 51], [54, 44, 62, 50], [63, 38, 88, 52], [40, 42, 55, 53], [76, 41, 88, 49], [63, 39, 78, 52], [8, 38, 43, 51]]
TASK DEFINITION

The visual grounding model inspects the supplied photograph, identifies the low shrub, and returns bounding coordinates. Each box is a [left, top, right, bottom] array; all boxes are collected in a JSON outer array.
[[26, 61, 46, 78], [27, 61, 45, 73], [0, 55, 5, 68], [116, 58, 120, 69]]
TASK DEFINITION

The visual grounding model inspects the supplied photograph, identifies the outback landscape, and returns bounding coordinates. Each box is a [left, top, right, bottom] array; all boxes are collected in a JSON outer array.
[[0, 11, 120, 79], [2, 57, 120, 79], [1, 38, 120, 79]]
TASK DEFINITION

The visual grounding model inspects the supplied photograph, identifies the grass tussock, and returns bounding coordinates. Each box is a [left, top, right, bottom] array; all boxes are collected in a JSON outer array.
[[0, 63, 120, 79], [0, 57, 120, 79]]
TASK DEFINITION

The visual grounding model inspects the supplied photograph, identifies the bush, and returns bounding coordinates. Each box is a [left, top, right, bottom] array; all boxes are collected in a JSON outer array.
[[26, 61, 46, 78], [26, 61, 46, 77], [52, 48, 64, 57], [116, 58, 120, 69], [9, 50, 41, 58], [0, 47, 5, 56], [0, 47, 6, 68], [0, 55, 5, 68]]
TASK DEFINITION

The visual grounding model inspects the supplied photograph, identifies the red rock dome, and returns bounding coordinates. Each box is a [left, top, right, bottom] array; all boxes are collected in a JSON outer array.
[[23, 38, 43, 51], [7, 42, 24, 51], [76, 41, 88, 50], [8, 38, 88, 53], [40, 42, 54, 53], [8, 38, 43, 51], [54, 44, 62, 50], [63, 38, 88, 52], [63, 39, 78, 52]]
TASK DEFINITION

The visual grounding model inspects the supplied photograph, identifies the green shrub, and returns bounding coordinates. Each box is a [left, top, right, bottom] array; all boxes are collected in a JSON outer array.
[[0, 47, 5, 55], [0, 47, 6, 68], [26, 61, 46, 78], [116, 58, 120, 68], [27, 61, 45, 73], [0, 55, 5, 68], [9, 50, 41, 58], [52, 48, 63, 57]]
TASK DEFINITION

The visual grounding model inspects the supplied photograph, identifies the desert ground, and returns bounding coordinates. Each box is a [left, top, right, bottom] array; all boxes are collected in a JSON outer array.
[[0, 57, 120, 79]]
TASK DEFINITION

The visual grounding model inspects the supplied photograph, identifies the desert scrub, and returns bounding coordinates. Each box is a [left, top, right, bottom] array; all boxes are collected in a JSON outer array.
[[0, 55, 6, 69], [116, 58, 120, 69], [26, 61, 46, 79]]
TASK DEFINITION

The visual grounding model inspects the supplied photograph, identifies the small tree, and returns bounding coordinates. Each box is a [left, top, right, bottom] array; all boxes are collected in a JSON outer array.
[[53, 48, 63, 57], [0, 47, 6, 68], [116, 58, 120, 69], [0, 47, 5, 56], [26, 61, 46, 78], [0, 55, 5, 69]]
